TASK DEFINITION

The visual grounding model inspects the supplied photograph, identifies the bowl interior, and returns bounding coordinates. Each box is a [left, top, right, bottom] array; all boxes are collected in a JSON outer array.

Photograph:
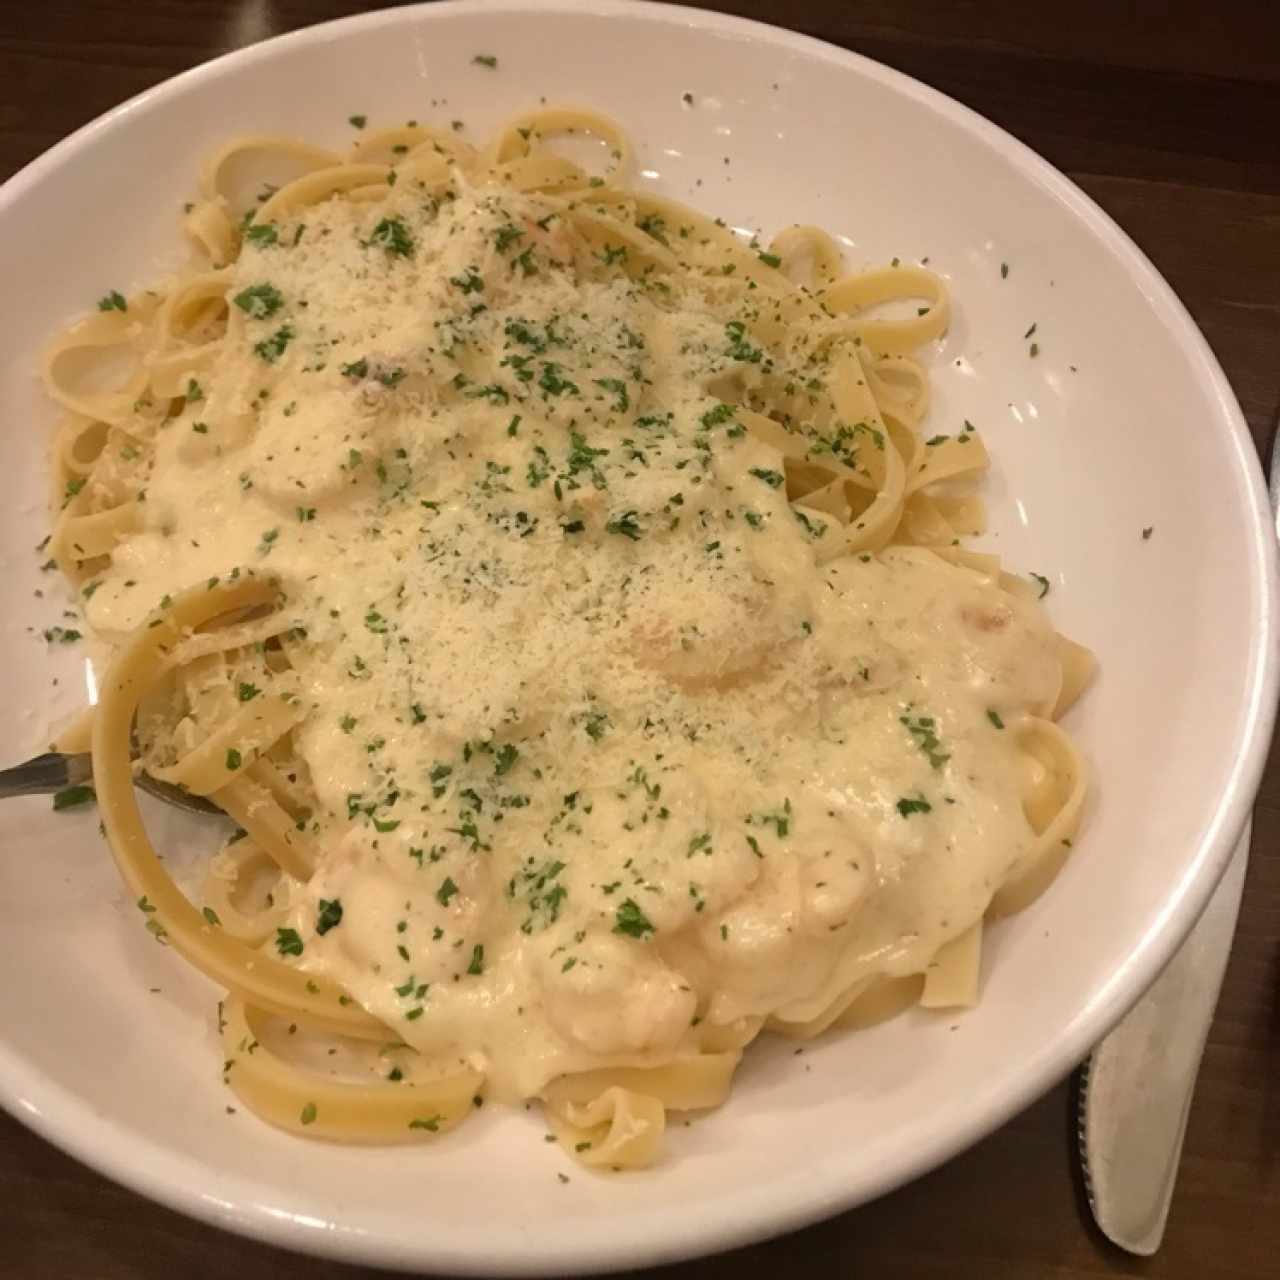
[[0, 3, 1272, 1273]]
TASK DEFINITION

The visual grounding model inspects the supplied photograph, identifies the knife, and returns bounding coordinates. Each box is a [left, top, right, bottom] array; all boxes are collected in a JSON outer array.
[[1077, 421, 1277, 1253], [1076, 825, 1249, 1254]]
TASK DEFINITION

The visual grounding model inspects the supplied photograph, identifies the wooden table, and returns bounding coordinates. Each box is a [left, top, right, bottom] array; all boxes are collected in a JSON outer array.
[[2, 2, 1277, 1276]]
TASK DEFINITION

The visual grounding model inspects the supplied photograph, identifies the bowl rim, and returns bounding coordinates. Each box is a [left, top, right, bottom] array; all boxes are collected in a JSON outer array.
[[1, 1, 1276, 1273]]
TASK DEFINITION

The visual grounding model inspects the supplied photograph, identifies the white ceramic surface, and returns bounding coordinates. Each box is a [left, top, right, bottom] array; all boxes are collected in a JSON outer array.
[[0, 3, 1274, 1273]]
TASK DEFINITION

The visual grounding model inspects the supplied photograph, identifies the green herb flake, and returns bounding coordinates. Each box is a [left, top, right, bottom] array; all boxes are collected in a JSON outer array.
[[613, 898, 655, 939], [275, 927, 304, 957], [594, 377, 629, 413], [253, 325, 294, 363], [97, 290, 128, 313], [900, 713, 949, 770], [315, 898, 344, 935], [605, 510, 642, 541], [52, 785, 95, 812], [367, 217, 415, 258], [495, 224, 524, 253], [449, 266, 485, 295], [233, 283, 284, 319]]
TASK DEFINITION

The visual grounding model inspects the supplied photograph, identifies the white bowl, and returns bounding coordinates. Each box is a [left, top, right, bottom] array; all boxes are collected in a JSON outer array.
[[0, 2, 1274, 1273]]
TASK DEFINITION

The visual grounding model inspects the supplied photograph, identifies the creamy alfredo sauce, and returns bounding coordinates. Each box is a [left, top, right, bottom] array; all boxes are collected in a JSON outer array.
[[87, 181, 1061, 1100]]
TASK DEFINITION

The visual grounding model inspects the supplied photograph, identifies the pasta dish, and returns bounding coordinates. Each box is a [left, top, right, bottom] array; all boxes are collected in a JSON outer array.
[[42, 108, 1091, 1167]]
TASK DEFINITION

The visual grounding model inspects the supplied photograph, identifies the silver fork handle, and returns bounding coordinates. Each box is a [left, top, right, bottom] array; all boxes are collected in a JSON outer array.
[[0, 752, 93, 799]]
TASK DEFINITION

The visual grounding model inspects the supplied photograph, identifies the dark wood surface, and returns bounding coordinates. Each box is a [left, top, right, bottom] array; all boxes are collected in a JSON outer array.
[[2, 2, 1278, 1276]]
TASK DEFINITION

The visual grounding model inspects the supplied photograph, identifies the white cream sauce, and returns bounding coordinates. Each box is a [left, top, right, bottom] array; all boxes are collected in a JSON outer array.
[[87, 181, 1061, 1100]]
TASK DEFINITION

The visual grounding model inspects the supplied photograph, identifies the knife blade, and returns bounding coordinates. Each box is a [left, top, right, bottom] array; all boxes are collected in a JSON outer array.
[[1077, 823, 1249, 1254]]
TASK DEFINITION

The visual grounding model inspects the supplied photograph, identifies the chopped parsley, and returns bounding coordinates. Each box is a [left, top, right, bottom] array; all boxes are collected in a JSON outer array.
[[538, 362, 579, 397], [594, 377, 629, 413], [509, 859, 567, 933], [896, 795, 932, 818], [725, 320, 762, 364], [495, 224, 524, 253], [275, 928, 304, 957], [449, 266, 485, 295], [52, 784, 95, 811], [747, 800, 791, 838], [97, 290, 127, 313], [605, 510, 642, 540], [613, 898, 654, 939], [253, 325, 294, 363], [900, 713, 949, 770], [466, 944, 485, 975], [472, 54, 498, 68], [233, 283, 284, 319], [315, 898, 343, 935], [367, 216, 415, 258]]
